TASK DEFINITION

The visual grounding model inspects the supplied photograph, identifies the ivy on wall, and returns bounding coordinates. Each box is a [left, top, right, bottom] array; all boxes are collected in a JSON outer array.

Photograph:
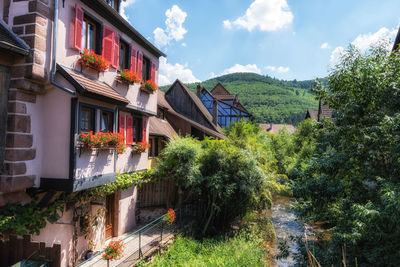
[[0, 170, 155, 240]]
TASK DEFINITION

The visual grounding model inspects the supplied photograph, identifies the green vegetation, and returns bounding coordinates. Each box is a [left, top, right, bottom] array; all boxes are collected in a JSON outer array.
[[155, 121, 287, 236], [159, 73, 318, 125], [147, 233, 266, 267], [275, 43, 400, 266]]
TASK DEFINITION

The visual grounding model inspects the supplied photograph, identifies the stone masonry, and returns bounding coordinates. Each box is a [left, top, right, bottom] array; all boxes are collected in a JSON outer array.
[[0, 0, 54, 206]]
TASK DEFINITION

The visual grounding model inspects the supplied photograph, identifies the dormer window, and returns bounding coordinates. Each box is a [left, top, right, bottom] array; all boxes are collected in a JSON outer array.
[[105, 0, 120, 12]]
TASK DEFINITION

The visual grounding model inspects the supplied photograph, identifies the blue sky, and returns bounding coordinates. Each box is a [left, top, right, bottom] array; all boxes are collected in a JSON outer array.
[[121, 0, 400, 85]]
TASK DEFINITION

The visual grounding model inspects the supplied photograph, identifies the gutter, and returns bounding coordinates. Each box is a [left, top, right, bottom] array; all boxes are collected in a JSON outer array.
[[51, 0, 76, 96], [0, 42, 29, 55]]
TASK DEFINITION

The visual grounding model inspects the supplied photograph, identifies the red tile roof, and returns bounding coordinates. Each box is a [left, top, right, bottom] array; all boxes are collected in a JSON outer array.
[[58, 65, 129, 104], [259, 123, 296, 134], [149, 115, 177, 139]]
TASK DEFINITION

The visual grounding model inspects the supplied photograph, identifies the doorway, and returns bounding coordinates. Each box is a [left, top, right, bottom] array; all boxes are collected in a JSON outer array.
[[105, 194, 116, 239]]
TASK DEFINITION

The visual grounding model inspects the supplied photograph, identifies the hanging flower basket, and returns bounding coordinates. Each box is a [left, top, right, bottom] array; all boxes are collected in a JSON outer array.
[[132, 141, 151, 153], [140, 80, 158, 94], [118, 69, 140, 84], [78, 49, 109, 72], [102, 239, 124, 261], [79, 131, 126, 154]]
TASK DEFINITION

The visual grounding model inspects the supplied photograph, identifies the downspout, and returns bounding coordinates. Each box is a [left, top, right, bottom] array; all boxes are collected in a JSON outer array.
[[51, 0, 76, 95]]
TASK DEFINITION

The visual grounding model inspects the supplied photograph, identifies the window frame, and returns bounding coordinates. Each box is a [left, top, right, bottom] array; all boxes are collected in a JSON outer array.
[[81, 11, 103, 54], [105, 0, 120, 12], [119, 39, 130, 71], [148, 136, 159, 158], [100, 108, 115, 133], [79, 103, 97, 133], [142, 56, 151, 82]]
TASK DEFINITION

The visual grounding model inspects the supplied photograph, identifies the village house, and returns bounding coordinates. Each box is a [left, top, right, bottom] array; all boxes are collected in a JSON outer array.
[[197, 82, 253, 128], [305, 99, 334, 122], [0, 0, 165, 266]]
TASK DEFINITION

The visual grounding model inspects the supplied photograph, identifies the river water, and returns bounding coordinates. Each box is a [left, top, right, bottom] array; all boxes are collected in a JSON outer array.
[[268, 195, 304, 267]]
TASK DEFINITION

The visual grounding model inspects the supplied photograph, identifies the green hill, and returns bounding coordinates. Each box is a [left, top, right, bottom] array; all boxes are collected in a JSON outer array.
[[159, 72, 318, 125]]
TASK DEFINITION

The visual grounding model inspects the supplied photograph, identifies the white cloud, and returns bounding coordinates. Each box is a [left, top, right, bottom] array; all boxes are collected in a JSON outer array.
[[329, 46, 345, 66], [158, 57, 200, 86], [153, 5, 187, 48], [223, 0, 293, 32], [351, 27, 397, 51], [181, 42, 187, 47], [329, 27, 398, 66], [120, 0, 136, 20], [265, 65, 290, 73], [320, 42, 330, 49]]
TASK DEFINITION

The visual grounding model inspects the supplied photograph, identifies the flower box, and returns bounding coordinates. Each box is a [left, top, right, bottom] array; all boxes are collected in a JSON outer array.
[[140, 80, 158, 94], [78, 49, 109, 72], [131, 141, 151, 153], [79, 131, 126, 154], [118, 69, 140, 84]]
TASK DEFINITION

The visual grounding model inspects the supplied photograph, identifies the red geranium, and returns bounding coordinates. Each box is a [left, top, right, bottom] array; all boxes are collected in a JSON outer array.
[[78, 48, 109, 72], [132, 141, 151, 153], [102, 239, 124, 261], [163, 209, 176, 225], [142, 80, 158, 92], [120, 69, 140, 84], [79, 131, 126, 154]]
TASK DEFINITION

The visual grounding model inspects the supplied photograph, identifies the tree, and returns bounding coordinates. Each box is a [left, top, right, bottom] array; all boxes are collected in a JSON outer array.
[[294, 43, 400, 265]]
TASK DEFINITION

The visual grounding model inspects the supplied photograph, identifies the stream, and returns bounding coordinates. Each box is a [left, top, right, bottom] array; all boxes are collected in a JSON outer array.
[[268, 195, 304, 267]]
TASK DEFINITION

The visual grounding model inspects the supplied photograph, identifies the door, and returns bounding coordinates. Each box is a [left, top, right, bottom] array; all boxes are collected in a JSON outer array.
[[105, 194, 115, 239]]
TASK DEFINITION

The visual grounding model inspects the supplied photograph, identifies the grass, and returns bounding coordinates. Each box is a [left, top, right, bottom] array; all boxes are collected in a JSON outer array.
[[146, 233, 267, 267]]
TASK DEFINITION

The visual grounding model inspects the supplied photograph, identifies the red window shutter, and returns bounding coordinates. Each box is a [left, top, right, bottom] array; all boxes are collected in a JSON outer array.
[[151, 61, 156, 83], [130, 46, 137, 74], [142, 117, 147, 142], [137, 51, 143, 82], [119, 113, 126, 143], [112, 32, 119, 69], [72, 4, 83, 50], [102, 25, 114, 65], [126, 115, 133, 145]]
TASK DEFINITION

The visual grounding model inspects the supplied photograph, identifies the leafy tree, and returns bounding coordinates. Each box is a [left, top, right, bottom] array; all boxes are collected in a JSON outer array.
[[293, 43, 400, 266]]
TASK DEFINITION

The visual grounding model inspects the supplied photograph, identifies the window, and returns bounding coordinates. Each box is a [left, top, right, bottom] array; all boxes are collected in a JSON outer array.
[[119, 40, 129, 71], [101, 110, 114, 132], [105, 0, 120, 11], [148, 137, 159, 158], [82, 17, 97, 51], [142, 56, 150, 82], [157, 108, 165, 120], [80, 106, 95, 132], [119, 113, 145, 145]]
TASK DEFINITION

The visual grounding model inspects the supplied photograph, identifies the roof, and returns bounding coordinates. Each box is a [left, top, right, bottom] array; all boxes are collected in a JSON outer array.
[[0, 22, 29, 55], [167, 80, 223, 133], [305, 109, 319, 120], [57, 64, 129, 105], [393, 26, 400, 51], [259, 123, 296, 135], [149, 115, 177, 139], [211, 83, 231, 96], [81, 0, 165, 58], [158, 91, 225, 139]]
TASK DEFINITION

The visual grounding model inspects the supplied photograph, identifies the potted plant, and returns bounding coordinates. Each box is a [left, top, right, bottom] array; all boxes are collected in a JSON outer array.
[[140, 80, 158, 94], [102, 239, 124, 266], [132, 141, 151, 153], [78, 48, 109, 72], [118, 69, 140, 84]]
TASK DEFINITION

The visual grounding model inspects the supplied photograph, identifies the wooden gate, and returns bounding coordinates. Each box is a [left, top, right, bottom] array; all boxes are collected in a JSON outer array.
[[0, 235, 61, 267], [138, 180, 176, 208]]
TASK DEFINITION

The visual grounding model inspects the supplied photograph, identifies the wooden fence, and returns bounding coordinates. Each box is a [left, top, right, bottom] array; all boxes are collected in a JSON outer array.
[[0, 235, 61, 267], [138, 180, 176, 208]]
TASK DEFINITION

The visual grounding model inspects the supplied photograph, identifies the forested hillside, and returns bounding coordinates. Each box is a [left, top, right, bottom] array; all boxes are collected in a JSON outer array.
[[159, 73, 318, 125]]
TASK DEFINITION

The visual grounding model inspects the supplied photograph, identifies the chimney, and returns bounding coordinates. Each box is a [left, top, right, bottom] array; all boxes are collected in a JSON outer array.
[[196, 84, 202, 98], [213, 99, 218, 125]]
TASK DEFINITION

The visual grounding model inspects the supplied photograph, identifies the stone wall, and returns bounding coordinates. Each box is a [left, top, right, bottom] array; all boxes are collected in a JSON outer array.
[[0, 0, 54, 206]]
